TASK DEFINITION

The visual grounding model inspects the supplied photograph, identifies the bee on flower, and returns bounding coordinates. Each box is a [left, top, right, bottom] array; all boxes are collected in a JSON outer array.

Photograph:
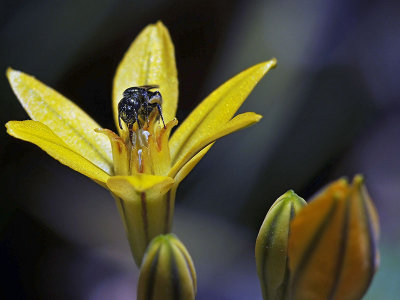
[[6, 21, 276, 265]]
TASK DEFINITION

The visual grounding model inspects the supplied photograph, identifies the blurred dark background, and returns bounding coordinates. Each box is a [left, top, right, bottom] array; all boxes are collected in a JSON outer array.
[[1, 0, 399, 299]]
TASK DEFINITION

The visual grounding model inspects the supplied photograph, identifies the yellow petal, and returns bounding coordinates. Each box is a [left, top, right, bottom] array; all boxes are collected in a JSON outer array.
[[6, 120, 110, 184], [7, 68, 113, 174], [149, 118, 178, 176], [288, 177, 380, 300], [107, 174, 174, 265], [169, 59, 276, 163], [168, 112, 262, 178], [113, 21, 178, 134], [173, 143, 213, 187], [95, 128, 129, 175]]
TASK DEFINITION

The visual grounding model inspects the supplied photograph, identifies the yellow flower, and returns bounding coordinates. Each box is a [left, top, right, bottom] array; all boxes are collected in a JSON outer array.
[[5, 21, 276, 265]]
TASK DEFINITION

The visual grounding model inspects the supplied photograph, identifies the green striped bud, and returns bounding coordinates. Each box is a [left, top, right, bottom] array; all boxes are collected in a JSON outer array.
[[137, 234, 197, 300], [255, 190, 307, 300]]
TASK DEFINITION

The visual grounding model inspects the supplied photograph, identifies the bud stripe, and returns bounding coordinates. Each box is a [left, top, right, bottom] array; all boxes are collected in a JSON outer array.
[[138, 234, 196, 300], [289, 201, 295, 220], [260, 201, 286, 291], [146, 247, 160, 300], [169, 245, 182, 300], [180, 249, 195, 292], [174, 241, 197, 293], [291, 199, 338, 289], [141, 192, 149, 243], [360, 186, 378, 289], [280, 201, 295, 298], [327, 195, 350, 300], [118, 197, 128, 227], [286, 177, 379, 300]]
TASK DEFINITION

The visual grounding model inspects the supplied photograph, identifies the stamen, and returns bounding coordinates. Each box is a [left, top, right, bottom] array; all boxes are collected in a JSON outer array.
[[142, 130, 150, 140], [130, 130, 137, 147], [137, 129, 150, 148], [138, 149, 143, 172]]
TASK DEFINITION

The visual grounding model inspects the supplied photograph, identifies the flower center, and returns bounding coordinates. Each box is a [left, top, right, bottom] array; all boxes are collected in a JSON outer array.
[[128, 128, 151, 173], [97, 113, 178, 177]]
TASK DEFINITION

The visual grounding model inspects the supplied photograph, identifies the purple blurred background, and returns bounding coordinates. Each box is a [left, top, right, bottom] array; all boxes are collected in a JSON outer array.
[[1, 0, 399, 299]]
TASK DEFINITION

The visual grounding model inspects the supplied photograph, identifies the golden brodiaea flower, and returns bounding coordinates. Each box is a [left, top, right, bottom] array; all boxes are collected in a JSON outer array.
[[5, 21, 276, 265]]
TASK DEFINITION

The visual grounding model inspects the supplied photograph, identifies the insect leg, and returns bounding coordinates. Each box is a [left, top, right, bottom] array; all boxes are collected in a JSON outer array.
[[155, 103, 166, 128], [143, 100, 150, 125], [128, 123, 133, 143], [118, 113, 123, 130], [149, 92, 165, 128], [133, 108, 141, 129]]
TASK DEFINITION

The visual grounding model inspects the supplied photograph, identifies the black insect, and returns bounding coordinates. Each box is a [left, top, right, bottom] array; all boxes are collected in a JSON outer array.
[[118, 85, 166, 131]]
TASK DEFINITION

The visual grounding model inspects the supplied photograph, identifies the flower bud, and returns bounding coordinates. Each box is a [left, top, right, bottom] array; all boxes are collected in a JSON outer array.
[[137, 234, 197, 300], [255, 190, 307, 300], [288, 175, 379, 300]]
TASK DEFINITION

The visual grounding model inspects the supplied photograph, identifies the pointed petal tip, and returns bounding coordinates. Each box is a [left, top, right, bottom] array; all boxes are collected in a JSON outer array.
[[236, 112, 262, 124], [250, 59, 277, 77], [254, 113, 263, 122], [335, 176, 349, 187], [283, 189, 295, 197], [94, 127, 107, 133], [144, 20, 165, 28], [6, 67, 14, 77], [262, 58, 278, 71], [272, 189, 306, 209], [5, 120, 21, 133], [6, 67, 19, 82], [5, 121, 12, 135], [156, 20, 166, 27], [353, 174, 364, 186], [6, 67, 27, 84], [5, 121, 17, 137]]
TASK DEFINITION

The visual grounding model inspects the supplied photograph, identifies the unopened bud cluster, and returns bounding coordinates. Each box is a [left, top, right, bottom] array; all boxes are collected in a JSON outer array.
[[255, 176, 379, 300]]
